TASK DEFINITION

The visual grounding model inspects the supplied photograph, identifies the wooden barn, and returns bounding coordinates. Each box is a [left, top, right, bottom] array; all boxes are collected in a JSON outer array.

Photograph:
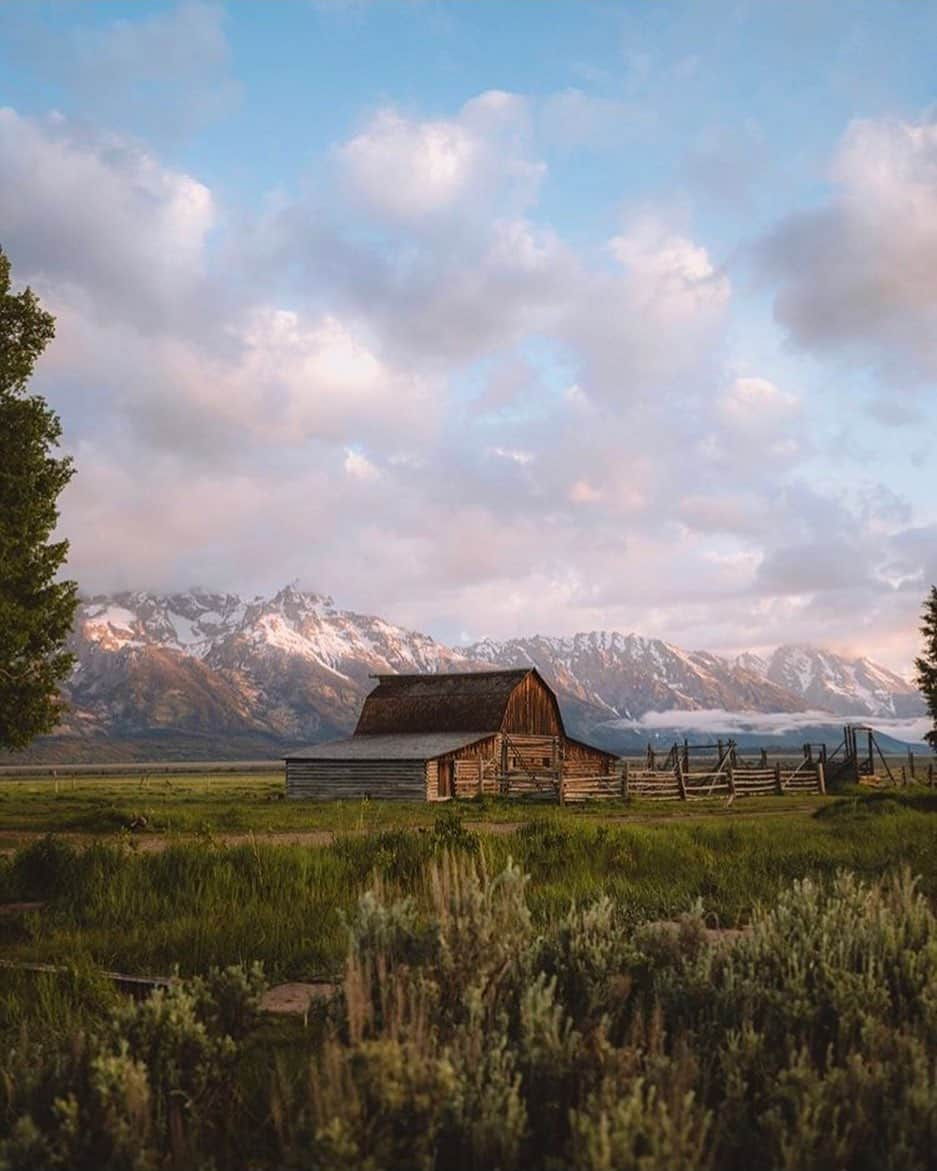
[[285, 668, 617, 801]]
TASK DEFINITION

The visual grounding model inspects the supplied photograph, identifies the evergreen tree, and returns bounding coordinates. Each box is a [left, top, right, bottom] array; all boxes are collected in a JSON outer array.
[[0, 246, 77, 751], [914, 586, 937, 749]]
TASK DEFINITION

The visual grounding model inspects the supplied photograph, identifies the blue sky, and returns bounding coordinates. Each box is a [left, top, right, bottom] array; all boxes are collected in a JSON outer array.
[[1, 1, 935, 669]]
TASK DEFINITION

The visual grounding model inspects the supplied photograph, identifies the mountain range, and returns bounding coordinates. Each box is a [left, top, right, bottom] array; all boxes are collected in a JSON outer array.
[[5, 586, 925, 762]]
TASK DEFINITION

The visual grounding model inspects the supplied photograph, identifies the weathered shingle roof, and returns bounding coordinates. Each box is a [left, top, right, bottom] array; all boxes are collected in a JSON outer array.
[[285, 732, 494, 761], [354, 669, 533, 735]]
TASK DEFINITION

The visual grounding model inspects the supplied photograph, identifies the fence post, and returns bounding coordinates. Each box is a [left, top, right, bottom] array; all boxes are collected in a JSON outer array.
[[908, 750, 915, 780], [622, 761, 629, 801], [760, 748, 768, 768], [726, 764, 736, 800], [559, 773, 566, 806], [816, 761, 826, 795], [675, 757, 687, 801], [774, 761, 783, 795]]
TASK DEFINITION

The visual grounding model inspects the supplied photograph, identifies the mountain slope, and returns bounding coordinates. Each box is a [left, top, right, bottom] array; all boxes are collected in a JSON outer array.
[[5, 586, 921, 762], [466, 632, 806, 719], [737, 645, 925, 718]]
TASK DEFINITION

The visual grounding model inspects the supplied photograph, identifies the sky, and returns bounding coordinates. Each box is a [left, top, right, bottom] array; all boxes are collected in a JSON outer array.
[[1, 1, 936, 670]]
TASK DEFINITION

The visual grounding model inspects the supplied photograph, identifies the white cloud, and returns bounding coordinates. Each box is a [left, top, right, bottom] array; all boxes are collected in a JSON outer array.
[[337, 91, 542, 224], [0, 108, 215, 331], [569, 480, 603, 504], [343, 448, 381, 480], [718, 376, 799, 433], [618, 709, 931, 743], [0, 85, 929, 675], [488, 447, 533, 466], [608, 217, 730, 321], [760, 115, 937, 382]]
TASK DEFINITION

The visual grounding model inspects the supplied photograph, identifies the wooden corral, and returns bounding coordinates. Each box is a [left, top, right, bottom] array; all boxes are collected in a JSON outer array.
[[285, 669, 616, 801], [624, 747, 825, 803]]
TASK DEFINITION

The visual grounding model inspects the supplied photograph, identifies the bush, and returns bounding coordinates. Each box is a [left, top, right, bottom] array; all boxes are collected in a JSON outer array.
[[4, 852, 937, 1169]]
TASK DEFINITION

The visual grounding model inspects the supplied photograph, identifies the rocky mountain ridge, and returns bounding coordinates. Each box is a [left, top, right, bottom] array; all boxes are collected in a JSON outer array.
[[20, 585, 920, 762]]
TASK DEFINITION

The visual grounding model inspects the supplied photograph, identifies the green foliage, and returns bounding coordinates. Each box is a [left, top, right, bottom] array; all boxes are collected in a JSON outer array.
[[2, 852, 937, 1169], [915, 584, 937, 747], [280, 855, 937, 1171], [0, 245, 77, 751], [0, 964, 267, 1170]]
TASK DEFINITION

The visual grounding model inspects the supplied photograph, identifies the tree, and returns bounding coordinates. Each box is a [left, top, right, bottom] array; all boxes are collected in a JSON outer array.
[[0, 246, 77, 751], [914, 586, 937, 749]]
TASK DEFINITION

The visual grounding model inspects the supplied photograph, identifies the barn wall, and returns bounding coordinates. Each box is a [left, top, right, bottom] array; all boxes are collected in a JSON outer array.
[[286, 760, 426, 801], [564, 739, 615, 764], [447, 735, 500, 799], [501, 674, 564, 736], [447, 735, 500, 762], [425, 759, 439, 802]]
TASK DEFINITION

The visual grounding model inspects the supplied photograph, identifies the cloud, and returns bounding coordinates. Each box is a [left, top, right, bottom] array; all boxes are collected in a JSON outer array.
[[759, 115, 937, 383], [718, 376, 799, 433], [0, 108, 216, 334], [337, 91, 542, 224], [1, 78, 931, 676], [617, 709, 931, 744], [344, 448, 381, 480]]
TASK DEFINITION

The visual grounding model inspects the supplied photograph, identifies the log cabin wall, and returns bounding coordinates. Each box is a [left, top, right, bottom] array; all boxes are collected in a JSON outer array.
[[447, 734, 501, 799], [559, 735, 618, 772], [286, 759, 426, 801], [425, 759, 439, 801]]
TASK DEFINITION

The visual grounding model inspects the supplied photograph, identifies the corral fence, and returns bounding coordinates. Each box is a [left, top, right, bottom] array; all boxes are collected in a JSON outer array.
[[621, 757, 825, 803], [491, 750, 826, 805]]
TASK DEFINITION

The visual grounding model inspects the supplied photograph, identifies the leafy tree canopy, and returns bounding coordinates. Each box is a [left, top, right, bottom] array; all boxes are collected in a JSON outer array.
[[0, 246, 78, 751]]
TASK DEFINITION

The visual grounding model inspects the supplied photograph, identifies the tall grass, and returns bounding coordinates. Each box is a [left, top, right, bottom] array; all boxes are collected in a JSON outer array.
[[2, 794, 936, 979], [3, 851, 937, 1169]]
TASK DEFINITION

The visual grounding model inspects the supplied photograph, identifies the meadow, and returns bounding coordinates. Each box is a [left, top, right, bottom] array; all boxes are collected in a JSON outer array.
[[1, 780, 937, 1168]]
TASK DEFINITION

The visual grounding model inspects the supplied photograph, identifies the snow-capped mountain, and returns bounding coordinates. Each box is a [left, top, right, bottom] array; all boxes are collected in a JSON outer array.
[[465, 632, 805, 719], [10, 586, 922, 762], [736, 645, 925, 719], [67, 587, 479, 746]]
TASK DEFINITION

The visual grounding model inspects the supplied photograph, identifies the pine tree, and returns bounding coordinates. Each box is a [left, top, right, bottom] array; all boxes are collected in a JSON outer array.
[[914, 586, 937, 749], [0, 246, 78, 751]]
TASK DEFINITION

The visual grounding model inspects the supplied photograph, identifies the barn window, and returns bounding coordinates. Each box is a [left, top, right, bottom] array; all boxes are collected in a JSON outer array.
[[542, 756, 551, 767]]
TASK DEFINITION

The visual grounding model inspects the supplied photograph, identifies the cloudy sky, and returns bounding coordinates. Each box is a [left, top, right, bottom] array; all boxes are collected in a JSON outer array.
[[1, 1, 935, 669]]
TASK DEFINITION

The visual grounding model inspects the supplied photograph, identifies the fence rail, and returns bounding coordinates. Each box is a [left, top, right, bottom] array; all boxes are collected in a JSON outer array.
[[623, 761, 825, 802], [458, 759, 827, 804]]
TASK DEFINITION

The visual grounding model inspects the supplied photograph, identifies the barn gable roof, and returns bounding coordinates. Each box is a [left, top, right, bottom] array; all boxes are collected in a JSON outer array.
[[354, 668, 544, 736], [285, 731, 493, 761]]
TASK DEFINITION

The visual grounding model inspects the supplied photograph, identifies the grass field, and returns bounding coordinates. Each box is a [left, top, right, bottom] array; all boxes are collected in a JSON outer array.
[[0, 770, 846, 839], [1, 779, 936, 978], [2, 780, 937, 1168]]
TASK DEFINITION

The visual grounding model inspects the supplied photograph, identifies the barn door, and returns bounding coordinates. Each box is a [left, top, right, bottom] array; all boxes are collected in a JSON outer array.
[[438, 759, 453, 799]]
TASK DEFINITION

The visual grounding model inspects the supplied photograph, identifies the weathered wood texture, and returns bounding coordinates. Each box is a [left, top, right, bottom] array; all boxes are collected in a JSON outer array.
[[563, 774, 624, 802], [426, 760, 439, 802], [501, 674, 564, 736], [286, 760, 426, 801], [624, 764, 823, 802]]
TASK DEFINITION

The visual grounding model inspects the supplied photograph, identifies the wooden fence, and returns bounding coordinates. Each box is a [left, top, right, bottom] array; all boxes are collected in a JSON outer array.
[[622, 758, 825, 803], [454, 757, 826, 804]]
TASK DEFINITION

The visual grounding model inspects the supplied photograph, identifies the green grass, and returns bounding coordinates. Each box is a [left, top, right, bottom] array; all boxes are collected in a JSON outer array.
[[0, 771, 846, 837], [1, 788, 936, 982]]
